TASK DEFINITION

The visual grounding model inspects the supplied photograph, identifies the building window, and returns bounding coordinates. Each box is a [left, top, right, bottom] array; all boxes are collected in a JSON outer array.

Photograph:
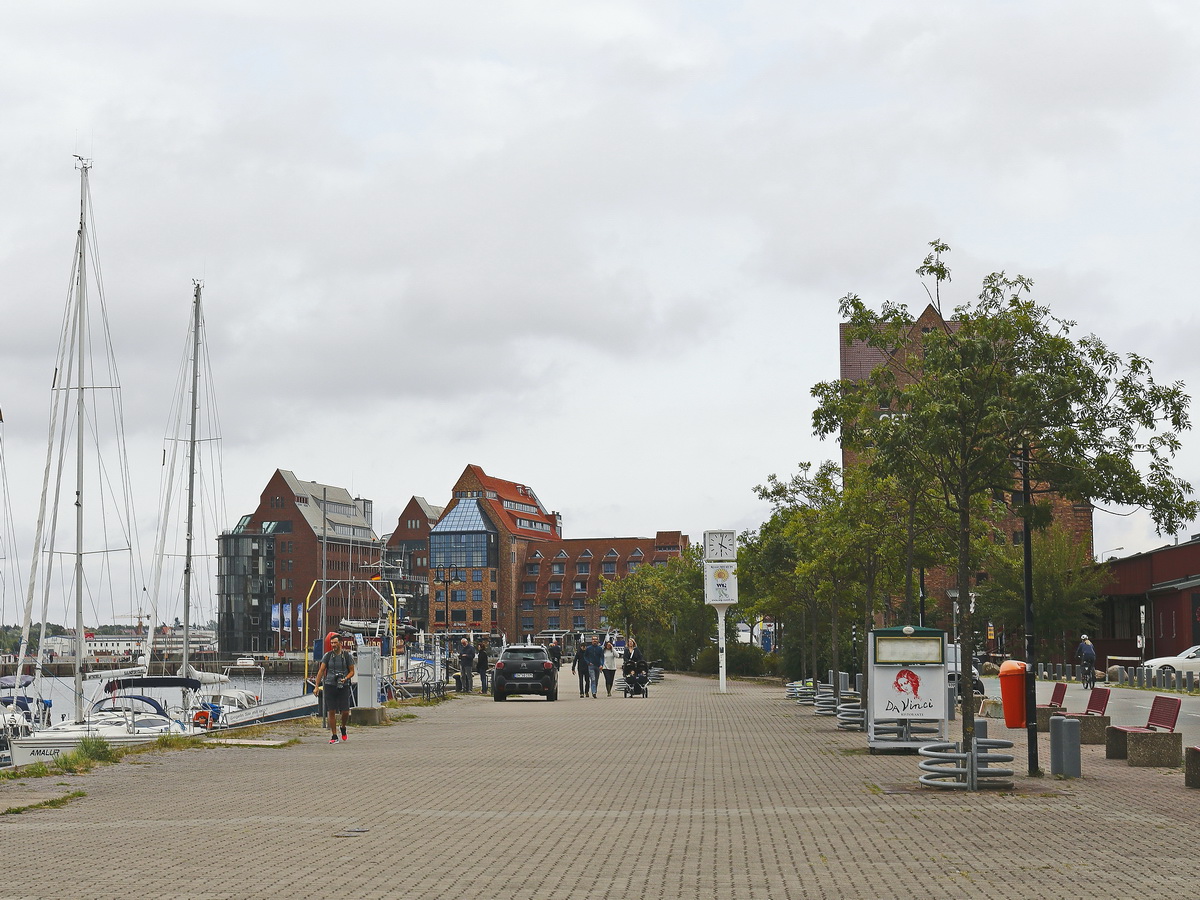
[[472, 589, 483, 604], [627, 562, 640, 573], [522, 581, 537, 594], [576, 562, 590, 574], [602, 562, 616, 575], [521, 599, 534, 611], [526, 563, 540, 575], [548, 616, 560, 630], [472, 569, 483, 582], [573, 616, 586, 629], [435, 610, 445, 623], [451, 609, 467, 623], [549, 581, 562, 594], [451, 589, 466, 603], [521, 617, 535, 631], [472, 609, 483, 622], [435, 590, 445, 603], [548, 599, 560, 611], [573, 579, 587, 593], [551, 563, 565, 575], [573, 598, 585, 610]]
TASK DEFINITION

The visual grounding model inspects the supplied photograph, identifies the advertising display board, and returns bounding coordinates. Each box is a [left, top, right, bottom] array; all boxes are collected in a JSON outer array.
[[867, 626, 950, 750]]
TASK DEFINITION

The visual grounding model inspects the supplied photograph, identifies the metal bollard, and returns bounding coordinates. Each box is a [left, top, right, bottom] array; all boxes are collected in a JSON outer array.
[[1061, 716, 1081, 778], [838, 671, 850, 693], [1049, 715, 1081, 778], [1050, 716, 1064, 776]]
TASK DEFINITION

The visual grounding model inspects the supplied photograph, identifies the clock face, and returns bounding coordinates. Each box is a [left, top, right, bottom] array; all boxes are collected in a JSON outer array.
[[705, 530, 736, 560]]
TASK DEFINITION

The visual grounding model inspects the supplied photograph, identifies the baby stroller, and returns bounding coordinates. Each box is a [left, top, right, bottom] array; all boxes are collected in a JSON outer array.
[[622, 660, 650, 698]]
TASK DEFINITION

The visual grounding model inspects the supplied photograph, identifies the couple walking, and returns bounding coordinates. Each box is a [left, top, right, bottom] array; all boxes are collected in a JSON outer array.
[[572, 636, 643, 698]]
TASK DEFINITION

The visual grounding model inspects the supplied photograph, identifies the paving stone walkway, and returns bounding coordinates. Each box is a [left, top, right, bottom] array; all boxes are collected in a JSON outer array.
[[0, 674, 1194, 899]]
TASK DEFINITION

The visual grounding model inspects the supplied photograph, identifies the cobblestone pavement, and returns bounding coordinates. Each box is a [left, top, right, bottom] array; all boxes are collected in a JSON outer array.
[[0, 675, 1196, 899]]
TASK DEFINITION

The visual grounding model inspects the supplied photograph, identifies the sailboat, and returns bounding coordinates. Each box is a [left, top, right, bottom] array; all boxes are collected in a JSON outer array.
[[10, 160, 196, 767], [150, 280, 270, 726]]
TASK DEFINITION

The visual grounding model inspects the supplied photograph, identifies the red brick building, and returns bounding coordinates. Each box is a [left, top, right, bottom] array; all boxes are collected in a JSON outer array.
[[218, 469, 382, 653], [514, 532, 687, 639], [427, 464, 687, 640], [381, 496, 443, 628], [1096, 535, 1200, 667]]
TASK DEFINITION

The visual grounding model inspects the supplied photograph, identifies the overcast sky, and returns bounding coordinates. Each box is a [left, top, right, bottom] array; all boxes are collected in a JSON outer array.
[[2, 2, 1199, 626]]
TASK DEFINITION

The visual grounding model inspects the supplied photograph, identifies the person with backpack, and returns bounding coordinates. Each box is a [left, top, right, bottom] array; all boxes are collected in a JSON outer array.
[[1076, 634, 1097, 689], [314, 633, 356, 743]]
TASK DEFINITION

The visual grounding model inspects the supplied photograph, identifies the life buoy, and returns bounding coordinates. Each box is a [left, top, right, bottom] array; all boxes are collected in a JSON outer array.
[[192, 709, 212, 728]]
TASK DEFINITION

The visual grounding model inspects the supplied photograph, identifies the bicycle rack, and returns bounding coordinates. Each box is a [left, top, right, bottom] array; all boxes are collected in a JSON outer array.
[[836, 689, 865, 731], [813, 684, 837, 716], [917, 737, 1015, 790], [787, 681, 817, 704]]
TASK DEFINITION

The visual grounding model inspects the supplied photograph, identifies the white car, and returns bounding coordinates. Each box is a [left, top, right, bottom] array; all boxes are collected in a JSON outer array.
[[1142, 645, 1200, 673]]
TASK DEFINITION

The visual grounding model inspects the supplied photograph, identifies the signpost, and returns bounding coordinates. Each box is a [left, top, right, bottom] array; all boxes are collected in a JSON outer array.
[[703, 530, 738, 694]]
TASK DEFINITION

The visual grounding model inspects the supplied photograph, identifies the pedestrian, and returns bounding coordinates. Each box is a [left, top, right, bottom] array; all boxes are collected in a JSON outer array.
[[601, 640, 619, 697], [457, 638, 475, 693], [475, 641, 490, 694], [581, 635, 605, 699], [571, 644, 589, 698], [548, 639, 562, 669], [623, 637, 645, 668], [314, 633, 356, 743]]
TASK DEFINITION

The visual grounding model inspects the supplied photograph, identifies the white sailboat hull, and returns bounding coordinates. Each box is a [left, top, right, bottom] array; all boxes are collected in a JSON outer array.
[[216, 693, 318, 728], [9, 717, 193, 767]]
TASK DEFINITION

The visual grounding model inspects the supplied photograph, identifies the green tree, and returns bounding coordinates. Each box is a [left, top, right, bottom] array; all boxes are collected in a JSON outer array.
[[975, 521, 1107, 662], [594, 549, 708, 669], [813, 240, 1197, 751]]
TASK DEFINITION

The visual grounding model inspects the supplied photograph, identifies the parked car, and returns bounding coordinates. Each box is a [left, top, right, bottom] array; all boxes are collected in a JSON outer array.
[[492, 644, 558, 701], [1141, 645, 1200, 674]]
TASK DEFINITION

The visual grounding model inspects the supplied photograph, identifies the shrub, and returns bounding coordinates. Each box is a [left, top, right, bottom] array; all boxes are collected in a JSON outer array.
[[691, 643, 772, 677]]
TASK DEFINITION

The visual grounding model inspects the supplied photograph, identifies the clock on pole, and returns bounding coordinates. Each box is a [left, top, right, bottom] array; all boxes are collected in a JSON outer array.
[[704, 530, 737, 561]]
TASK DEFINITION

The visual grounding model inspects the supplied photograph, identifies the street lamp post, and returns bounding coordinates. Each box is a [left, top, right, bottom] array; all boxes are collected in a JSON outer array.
[[1098, 546, 1124, 562]]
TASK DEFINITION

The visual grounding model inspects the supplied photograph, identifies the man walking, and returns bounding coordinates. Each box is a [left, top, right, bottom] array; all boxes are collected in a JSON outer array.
[[582, 635, 605, 699], [548, 639, 562, 669], [314, 634, 356, 743], [457, 638, 476, 693], [571, 643, 589, 697]]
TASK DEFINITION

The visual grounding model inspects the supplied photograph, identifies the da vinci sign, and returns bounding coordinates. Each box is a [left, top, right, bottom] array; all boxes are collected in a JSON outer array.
[[871, 665, 947, 720]]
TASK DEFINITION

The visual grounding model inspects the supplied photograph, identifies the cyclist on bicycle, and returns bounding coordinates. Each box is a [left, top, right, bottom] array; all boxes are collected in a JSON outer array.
[[1076, 634, 1097, 689]]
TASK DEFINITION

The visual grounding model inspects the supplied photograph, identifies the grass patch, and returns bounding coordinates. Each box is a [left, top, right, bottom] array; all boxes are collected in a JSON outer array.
[[3, 790, 86, 816], [52, 737, 121, 774]]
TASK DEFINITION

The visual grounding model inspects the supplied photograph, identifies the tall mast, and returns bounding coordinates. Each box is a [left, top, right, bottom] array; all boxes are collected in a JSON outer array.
[[73, 158, 90, 722], [182, 281, 202, 673]]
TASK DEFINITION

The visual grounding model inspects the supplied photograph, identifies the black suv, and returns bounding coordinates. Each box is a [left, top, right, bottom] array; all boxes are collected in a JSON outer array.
[[493, 644, 558, 701]]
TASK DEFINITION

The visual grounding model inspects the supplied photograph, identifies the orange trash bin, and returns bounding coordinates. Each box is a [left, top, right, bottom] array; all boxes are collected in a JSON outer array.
[[999, 660, 1028, 728]]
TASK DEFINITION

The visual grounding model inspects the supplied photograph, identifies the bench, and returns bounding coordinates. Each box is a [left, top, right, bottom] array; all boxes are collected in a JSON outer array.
[[1061, 687, 1111, 744], [1106, 695, 1183, 766], [1035, 682, 1068, 732]]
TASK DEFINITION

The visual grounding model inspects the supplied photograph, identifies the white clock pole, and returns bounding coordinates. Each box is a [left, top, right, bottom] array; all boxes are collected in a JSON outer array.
[[703, 531, 738, 694]]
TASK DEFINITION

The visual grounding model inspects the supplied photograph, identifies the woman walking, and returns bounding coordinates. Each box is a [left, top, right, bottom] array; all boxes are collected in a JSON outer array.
[[601, 640, 620, 696]]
